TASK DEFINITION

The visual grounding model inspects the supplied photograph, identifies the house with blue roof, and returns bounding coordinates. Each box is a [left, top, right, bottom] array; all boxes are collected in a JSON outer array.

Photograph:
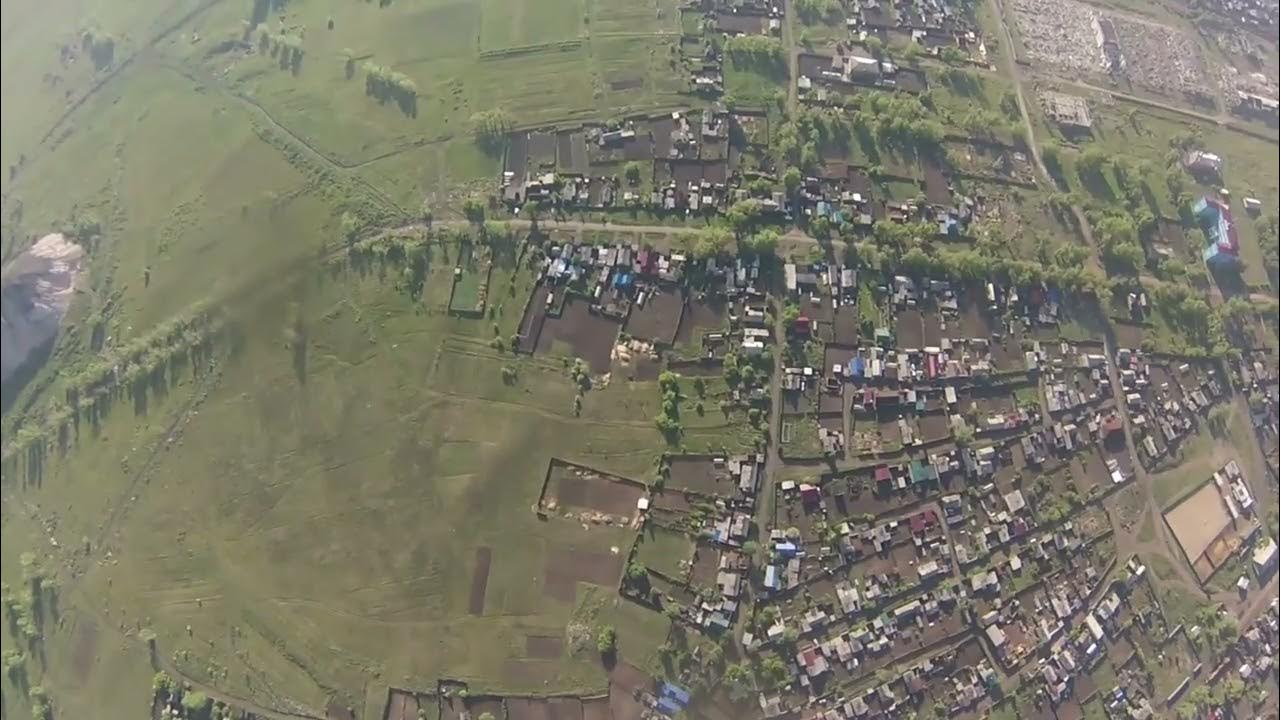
[[1194, 196, 1241, 270]]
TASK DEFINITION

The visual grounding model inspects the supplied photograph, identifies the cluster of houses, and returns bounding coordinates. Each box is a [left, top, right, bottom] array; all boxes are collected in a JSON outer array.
[[502, 107, 752, 216], [1030, 558, 1154, 712], [1032, 341, 1113, 416], [1232, 351, 1279, 483], [537, 240, 690, 316], [694, 455, 766, 633], [1114, 348, 1226, 466], [980, 543, 1124, 671], [1219, 596, 1279, 700], [686, 0, 784, 95], [763, 643, 998, 720]]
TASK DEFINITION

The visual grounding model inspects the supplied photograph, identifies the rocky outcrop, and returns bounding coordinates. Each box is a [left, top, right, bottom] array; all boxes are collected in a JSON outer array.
[[1, 233, 84, 388]]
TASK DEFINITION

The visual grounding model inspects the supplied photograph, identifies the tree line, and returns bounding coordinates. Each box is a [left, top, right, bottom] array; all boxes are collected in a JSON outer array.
[[363, 62, 418, 117]]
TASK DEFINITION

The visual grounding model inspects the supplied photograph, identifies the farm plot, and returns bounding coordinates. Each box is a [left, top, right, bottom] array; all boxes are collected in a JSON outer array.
[[624, 286, 685, 345], [542, 460, 647, 517], [449, 243, 493, 314], [666, 456, 737, 495], [536, 297, 623, 373], [674, 294, 729, 348], [544, 548, 626, 602], [36, 270, 670, 707]]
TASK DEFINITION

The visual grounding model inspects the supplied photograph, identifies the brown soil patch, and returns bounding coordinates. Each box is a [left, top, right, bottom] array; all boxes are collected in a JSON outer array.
[[550, 468, 645, 515], [624, 287, 685, 345], [675, 295, 728, 345], [526, 634, 565, 659], [543, 548, 623, 601], [385, 690, 421, 720], [507, 697, 553, 720], [1164, 482, 1230, 563], [895, 309, 925, 348], [518, 285, 552, 353], [549, 697, 584, 720], [582, 696, 610, 720], [466, 697, 505, 720], [70, 617, 99, 687], [469, 546, 493, 615], [536, 298, 621, 374]]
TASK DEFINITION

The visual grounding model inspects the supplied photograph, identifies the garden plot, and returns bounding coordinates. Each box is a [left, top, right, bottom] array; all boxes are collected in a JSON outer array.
[[535, 296, 623, 373], [634, 525, 696, 581], [624, 286, 685, 345], [543, 548, 626, 602], [674, 293, 729, 347], [541, 460, 648, 519]]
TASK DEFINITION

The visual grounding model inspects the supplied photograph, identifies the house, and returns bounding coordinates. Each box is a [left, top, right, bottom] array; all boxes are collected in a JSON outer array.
[[1194, 196, 1241, 270], [796, 644, 830, 677], [1253, 538, 1278, 577]]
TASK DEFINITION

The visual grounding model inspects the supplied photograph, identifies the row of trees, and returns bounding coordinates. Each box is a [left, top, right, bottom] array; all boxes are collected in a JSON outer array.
[[363, 62, 417, 116], [724, 35, 785, 72], [260, 31, 304, 74], [472, 109, 512, 154], [2, 303, 222, 466]]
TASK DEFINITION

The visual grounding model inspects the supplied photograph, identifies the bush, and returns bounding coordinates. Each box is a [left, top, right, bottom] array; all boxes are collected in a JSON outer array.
[[596, 625, 617, 654], [182, 691, 213, 720]]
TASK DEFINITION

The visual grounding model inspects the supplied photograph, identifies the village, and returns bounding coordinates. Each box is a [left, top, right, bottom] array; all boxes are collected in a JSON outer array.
[[3, 0, 1276, 718], [410, 196, 1275, 720]]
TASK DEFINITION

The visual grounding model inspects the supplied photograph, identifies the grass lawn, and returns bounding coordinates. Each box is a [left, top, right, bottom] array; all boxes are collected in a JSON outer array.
[[724, 56, 786, 106], [1153, 406, 1254, 508], [858, 282, 880, 332], [635, 525, 697, 580], [780, 415, 823, 458], [1078, 102, 1278, 288], [480, 0, 585, 51], [2, 262, 673, 716]]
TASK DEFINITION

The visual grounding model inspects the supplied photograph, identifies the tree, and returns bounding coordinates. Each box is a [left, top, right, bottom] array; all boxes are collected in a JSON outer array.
[[462, 197, 486, 225], [794, 0, 834, 22], [626, 560, 648, 582], [340, 211, 361, 243], [953, 424, 974, 446], [1206, 403, 1231, 437], [1186, 685, 1214, 711], [723, 662, 755, 701], [624, 161, 643, 186], [759, 656, 790, 688], [472, 109, 512, 153], [182, 691, 213, 719], [1222, 677, 1245, 703], [1041, 142, 1065, 183], [1077, 147, 1109, 177], [742, 228, 779, 259], [596, 625, 617, 654], [783, 166, 802, 195], [863, 36, 885, 59], [690, 226, 732, 259]]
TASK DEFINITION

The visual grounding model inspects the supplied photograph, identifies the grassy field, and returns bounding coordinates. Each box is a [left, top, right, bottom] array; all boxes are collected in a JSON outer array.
[[0, 0, 699, 710], [480, 0, 585, 51], [634, 525, 696, 580], [1066, 101, 1279, 287], [2, 257, 676, 718]]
